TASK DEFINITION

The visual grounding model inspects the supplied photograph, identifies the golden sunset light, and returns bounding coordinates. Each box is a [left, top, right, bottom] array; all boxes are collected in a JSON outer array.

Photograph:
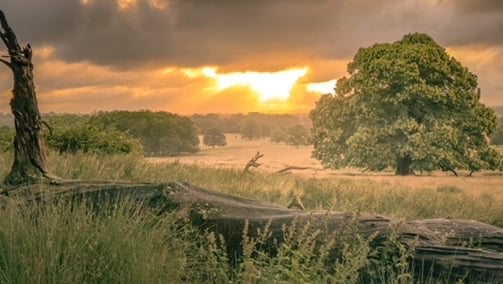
[[0, 0, 501, 114], [306, 80, 337, 95], [184, 67, 308, 102], [0, 3, 503, 281]]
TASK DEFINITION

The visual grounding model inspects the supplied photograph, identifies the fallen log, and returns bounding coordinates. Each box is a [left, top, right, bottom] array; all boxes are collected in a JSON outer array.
[[4, 181, 503, 282], [276, 166, 314, 174]]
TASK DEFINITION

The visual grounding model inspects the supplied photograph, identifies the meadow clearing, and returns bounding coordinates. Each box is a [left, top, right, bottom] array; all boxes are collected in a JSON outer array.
[[0, 138, 502, 282], [149, 134, 503, 208]]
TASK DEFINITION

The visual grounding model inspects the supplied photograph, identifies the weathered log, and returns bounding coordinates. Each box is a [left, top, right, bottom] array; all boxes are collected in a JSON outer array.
[[276, 166, 313, 174], [6, 181, 503, 282]]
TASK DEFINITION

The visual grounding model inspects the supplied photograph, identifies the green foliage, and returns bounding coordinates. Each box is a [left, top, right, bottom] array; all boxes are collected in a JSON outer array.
[[203, 128, 226, 148], [270, 128, 288, 143], [285, 124, 310, 147], [240, 119, 263, 140], [0, 114, 140, 155], [46, 126, 142, 155], [0, 126, 13, 152], [311, 33, 502, 175], [88, 110, 199, 156], [0, 199, 204, 283], [43, 113, 91, 130], [191, 112, 311, 136]]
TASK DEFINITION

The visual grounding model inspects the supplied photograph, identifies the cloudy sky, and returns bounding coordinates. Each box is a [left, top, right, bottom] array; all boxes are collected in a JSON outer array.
[[0, 0, 501, 114]]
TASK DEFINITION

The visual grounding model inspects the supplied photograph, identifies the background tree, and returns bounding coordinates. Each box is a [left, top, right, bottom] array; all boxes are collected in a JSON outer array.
[[240, 119, 262, 140], [88, 110, 199, 156], [45, 126, 142, 155], [203, 128, 227, 148], [311, 33, 502, 176], [490, 117, 503, 146], [270, 128, 288, 143], [285, 124, 310, 147]]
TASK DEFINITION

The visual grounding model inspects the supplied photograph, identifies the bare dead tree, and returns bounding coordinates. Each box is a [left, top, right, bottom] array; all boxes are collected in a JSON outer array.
[[0, 10, 56, 187], [243, 151, 264, 173]]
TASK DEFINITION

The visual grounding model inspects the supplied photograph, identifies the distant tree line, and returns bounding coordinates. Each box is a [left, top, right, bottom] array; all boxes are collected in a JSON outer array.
[[88, 110, 199, 156], [191, 112, 312, 146], [0, 111, 200, 156], [490, 116, 503, 146]]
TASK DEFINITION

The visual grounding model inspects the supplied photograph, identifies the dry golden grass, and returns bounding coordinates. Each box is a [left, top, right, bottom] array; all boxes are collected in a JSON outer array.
[[148, 134, 503, 204]]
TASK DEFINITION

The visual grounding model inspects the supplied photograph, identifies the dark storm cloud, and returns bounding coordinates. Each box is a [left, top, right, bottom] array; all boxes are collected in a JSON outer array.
[[1, 0, 502, 69]]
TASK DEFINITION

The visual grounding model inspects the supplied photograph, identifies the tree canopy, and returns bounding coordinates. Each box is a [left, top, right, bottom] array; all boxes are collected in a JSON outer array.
[[202, 128, 227, 148], [310, 33, 502, 175], [88, 110, 199, 156], [285, 124, 310, 147], [240, 119, 263, 140]]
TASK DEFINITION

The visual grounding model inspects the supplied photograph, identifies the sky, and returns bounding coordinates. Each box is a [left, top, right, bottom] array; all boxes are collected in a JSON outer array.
[[0, 0, 501, 115]]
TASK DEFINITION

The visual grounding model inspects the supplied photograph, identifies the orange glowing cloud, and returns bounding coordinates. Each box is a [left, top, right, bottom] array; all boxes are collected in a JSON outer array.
[[182, 67, 309, 102]]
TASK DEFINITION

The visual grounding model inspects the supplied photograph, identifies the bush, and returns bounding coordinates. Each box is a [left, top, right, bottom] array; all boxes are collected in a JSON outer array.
[[46, 126, 142, 155], [0, 126, 14, 152], [88, 110, 200, 156]]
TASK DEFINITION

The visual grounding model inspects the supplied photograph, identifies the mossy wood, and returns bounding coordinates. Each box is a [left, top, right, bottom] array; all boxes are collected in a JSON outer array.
[[7, 181, 502, 282]]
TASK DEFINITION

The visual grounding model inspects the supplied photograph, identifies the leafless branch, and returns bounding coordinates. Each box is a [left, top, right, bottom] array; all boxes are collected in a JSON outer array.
[[243, 151, 264, 173], [0, 58, 11, 68]]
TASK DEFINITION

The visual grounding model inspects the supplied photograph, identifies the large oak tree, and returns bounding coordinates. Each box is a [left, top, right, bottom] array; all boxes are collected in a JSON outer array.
[[310, 33, 502, 175]]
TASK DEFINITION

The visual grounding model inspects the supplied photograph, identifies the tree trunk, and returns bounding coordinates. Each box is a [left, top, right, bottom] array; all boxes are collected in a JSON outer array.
[[0, 10, 48, 187], [395, 155, 413, 176], [9, 181, 503, 282]]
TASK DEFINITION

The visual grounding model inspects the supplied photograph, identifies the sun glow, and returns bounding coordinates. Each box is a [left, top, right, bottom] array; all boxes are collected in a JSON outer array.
[[183, 67, 308, 102], [306, 79, 337, 95]]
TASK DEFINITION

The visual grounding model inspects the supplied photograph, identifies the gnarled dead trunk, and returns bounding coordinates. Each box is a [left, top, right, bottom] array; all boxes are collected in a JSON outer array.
[[0, 10, 48, 187]]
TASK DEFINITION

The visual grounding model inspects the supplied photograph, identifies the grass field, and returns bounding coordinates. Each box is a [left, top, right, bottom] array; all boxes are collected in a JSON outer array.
[[0, 139, 502, 283], [149, 134, 503, 207]]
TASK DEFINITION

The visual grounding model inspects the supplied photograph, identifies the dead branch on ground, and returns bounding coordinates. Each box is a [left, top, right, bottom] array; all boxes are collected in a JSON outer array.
[[243, 151, 264, 173]]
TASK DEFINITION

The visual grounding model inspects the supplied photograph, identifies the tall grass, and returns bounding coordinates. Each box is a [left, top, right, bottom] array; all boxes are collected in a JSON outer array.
[[0, 199, 192, 283], [0, 152, 501, 283], [42, 152, 503, 227]]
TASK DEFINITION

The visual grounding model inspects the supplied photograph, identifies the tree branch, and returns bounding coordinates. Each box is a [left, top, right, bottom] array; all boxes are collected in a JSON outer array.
[[0, 10, 20, 51], [243, 151, 264, 173], [0, 58, 11, 68], [0, 32, 8, 48]]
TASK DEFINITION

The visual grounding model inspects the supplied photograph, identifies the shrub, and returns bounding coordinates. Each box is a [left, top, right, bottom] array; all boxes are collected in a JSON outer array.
[[0, 126, 14, 152], [46, 126, 142, 155]]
